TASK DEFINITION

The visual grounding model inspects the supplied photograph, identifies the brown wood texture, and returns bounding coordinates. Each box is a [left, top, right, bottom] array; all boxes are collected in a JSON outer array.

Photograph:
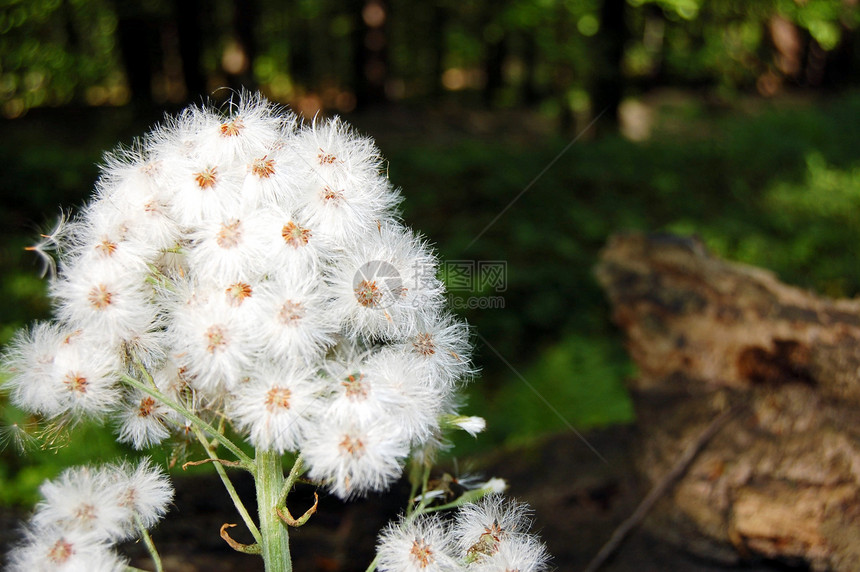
[[596, 233, 860, 571]]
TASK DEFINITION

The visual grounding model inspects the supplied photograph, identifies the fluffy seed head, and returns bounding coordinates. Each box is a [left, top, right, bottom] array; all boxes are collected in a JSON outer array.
[[10, 93, 485, 524], [251, 156, 276, 178]]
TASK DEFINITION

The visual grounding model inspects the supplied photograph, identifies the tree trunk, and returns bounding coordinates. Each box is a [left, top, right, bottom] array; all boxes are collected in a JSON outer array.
[[430, 5, 447, 98], [288, 0, 312, 91], [553, 4, 574, 134], [173, 0, 206, 101], [592, 0, 628, 135], [595, 233, 860, 571], [111, 1, 155, 108], [352, 0, 389, 109], [483, 28, 507, 108], [227, 0, 258, 93], [520, 31, 540, 106]]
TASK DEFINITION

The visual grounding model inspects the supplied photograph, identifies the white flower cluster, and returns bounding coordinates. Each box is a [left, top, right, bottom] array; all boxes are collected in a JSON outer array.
[[377, 495, 550, 572], [7, 459, 173, 572], [3, 94, 475, 499]]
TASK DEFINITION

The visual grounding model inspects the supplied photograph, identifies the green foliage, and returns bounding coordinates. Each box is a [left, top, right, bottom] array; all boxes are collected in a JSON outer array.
[[0, 405, 128, 506], [2, 0, 857, 119], [387, 91, 860, 449], [0, 0, 123, 116], [484, 335, 635, 448]]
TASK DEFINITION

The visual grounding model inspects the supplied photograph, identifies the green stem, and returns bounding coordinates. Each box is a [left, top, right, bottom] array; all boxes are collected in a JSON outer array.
[[277, 454, 305, 506], [256, 449, 292, 571], [120, 373, 253, 468], [420, 485, 499, 515], [364, 554, 380, 572], [191, 426, 262, 544], [407, 462, 432, 517], [406, 456, 422, 517], [135, 515, 163, 572]]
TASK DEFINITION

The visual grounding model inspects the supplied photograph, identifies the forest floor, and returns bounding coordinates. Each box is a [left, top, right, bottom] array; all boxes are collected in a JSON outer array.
[[14, 427, 805, 571], [1, 426, 812, 571]]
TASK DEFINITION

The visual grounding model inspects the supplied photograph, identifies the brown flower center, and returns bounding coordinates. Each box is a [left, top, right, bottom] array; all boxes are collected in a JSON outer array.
[[47, 539, 74, 563], [220, 118, 245, 137], [63, 372, 88, 394], [88, 284, 113, 310], [278, 300, 305, 324], [354, 280, 381, 308], [216, 219, 243, 249], [342, 374, 368, 400], [138, 397, 156, 417], [140, 161, 160, 176], [205, 325, 228, 353], [410, 539, 435, 568], [194, 166, 218, 189], [74, 503, 97, 522], [413, 333, 436, 356], [281, 221, 311, 248], [226, 282, 253, 306], [318, 149, 337, 164], [339, 435, 365, 457], [251, 156, 276, 178], [120, 487, 138, 509], [95, 238, 117, 257], [265, 387, 292, 411], [322, 186, 344, 202], [467, 522, 504, 560]]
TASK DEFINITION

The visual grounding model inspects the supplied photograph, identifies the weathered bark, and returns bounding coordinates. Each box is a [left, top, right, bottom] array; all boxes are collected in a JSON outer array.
[[596, 233, 860, 571]]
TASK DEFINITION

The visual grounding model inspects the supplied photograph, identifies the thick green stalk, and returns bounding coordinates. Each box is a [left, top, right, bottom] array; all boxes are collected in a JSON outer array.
[[255, 449, 291, 571]]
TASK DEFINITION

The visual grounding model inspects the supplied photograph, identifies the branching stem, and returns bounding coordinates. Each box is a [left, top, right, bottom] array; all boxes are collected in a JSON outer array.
[[277, 454, 305, 506], [191, 425, 262, 544], [256, 449, 292, 571], [119, 372, 253, 468]]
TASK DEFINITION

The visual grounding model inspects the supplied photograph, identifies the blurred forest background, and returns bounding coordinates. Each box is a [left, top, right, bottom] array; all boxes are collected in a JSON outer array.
[[1, 0, 859, 519]]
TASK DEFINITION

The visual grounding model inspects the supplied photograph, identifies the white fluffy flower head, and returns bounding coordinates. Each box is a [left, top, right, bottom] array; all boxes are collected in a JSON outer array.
[[5, 92, 477, 503]]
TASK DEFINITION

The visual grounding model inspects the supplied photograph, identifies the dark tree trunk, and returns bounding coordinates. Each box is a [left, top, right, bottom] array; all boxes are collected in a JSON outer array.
[[60, 0, 81, 51], [173, 0, 206, 101], [592, 0, 628, 134], [111, 1, 155, 108], [430, 4, 447, 98], [227, 0, 258, 93], [821, 24, 860, 88], [553, 3, 574, 133], [520, 31, 540, 106], [483, 33, 507, 107], [288, 1, 312, 90], [596, 233, 860, 572], [352, 0, 389, 109], [59, 0, 83, 102]]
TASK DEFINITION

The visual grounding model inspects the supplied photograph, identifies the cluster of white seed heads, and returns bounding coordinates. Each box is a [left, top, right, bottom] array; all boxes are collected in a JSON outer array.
[[4, 93, 477, 499], [377, 495, 550, 571], [3, 94, 550, 571], [7, 460, 172, 571]]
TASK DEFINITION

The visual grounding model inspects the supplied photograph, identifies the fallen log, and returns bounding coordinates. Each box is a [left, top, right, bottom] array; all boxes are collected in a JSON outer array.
[[595, 233, 860, 572]]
